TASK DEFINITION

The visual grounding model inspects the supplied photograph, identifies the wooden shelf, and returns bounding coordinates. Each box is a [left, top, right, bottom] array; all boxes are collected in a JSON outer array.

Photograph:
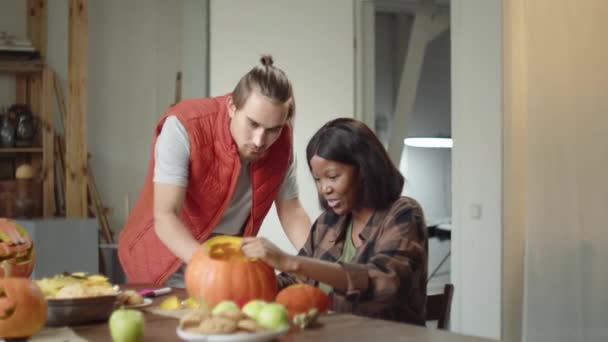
[[0, 60, 44, 73], [0, 147, 43, 153], [0, 1, 57, 219]]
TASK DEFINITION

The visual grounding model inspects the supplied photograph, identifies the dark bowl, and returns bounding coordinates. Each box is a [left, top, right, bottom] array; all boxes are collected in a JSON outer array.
[[46, 295, 119, 326]]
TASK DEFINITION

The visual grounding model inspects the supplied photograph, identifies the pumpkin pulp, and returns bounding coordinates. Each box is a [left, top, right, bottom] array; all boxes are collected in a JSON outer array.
[[204, 236, 250, 261]]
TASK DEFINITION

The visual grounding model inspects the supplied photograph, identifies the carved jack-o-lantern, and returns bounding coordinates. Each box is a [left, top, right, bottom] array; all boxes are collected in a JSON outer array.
[[0, 277, 47, 338], [0, 219, 35, 278]]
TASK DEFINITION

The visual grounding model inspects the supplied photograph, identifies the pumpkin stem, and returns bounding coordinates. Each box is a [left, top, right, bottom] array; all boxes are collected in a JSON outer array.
[[1, 260, 10, 278]]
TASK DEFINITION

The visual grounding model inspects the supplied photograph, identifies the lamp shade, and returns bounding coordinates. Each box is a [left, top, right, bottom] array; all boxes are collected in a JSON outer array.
[[404, 137, 453, 148]]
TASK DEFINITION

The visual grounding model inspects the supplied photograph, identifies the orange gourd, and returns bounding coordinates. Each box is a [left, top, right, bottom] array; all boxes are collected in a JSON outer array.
[[0, 219, 35, 278], [275, 284, 331, 318], [0, 276, 47, 338], [185, 236, 278, 307]]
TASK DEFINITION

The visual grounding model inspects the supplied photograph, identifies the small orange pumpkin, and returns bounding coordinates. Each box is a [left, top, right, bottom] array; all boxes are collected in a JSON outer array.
[[185, 236, 278, 307], [275, 284, 331, 318], [0, 219, 35, 278], [0, 277, 47, 338]]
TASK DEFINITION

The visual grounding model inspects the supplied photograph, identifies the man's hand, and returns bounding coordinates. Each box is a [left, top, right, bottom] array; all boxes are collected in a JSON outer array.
[[241, 237, 296, 272]]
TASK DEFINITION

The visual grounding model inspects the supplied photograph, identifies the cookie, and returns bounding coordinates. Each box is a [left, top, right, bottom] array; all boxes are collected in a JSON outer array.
[[179, 309, 211, 330], [118, 290, 144, 306], [192, 316, 237, 334], [213, 310, 246, 321], [237, 318, 267, 333]]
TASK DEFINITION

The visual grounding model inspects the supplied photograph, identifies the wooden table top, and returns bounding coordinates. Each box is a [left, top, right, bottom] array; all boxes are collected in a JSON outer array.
[[71, 287, 495, 342]]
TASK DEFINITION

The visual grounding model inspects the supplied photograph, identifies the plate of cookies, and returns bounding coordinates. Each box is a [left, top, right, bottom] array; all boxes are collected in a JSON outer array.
[[176, 309, 290, 342], [176, 326, 289, 342]]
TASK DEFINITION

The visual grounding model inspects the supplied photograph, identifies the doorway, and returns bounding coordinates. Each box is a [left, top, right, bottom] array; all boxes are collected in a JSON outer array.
[[355, 0, 452, 293]]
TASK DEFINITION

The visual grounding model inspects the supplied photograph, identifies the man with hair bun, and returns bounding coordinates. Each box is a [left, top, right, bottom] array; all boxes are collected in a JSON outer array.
[[118, 55, 311, 285]]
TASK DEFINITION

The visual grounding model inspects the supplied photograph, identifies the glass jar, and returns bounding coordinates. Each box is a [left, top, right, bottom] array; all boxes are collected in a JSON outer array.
[[0, 113, 16, 148]]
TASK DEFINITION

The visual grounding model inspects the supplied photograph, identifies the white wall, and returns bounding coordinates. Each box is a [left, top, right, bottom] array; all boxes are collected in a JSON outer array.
[[451, 0, 502, 339], [0, 0, 26, 108], [0, 0, 26, 37], [181, 0, 209, 100], [209, 0, 354, 254], [86, 0, 182, 230]]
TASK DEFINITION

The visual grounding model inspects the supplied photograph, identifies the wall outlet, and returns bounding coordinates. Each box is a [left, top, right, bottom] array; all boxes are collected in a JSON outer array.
[[470, 204, 482, 220]]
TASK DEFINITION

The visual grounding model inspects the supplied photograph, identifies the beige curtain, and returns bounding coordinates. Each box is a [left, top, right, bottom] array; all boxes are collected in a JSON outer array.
[[520, 1, 608, 341]]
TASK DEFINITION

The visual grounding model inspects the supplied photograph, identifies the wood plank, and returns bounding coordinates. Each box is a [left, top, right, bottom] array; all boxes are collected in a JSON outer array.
[[87, 158, 114, 244], [26, 156, 43, 216], [26, 0, 47, 59], [16, 77, 28, 102], [0, 147, 43, 153], [28, 75, 43, 146], [14, 0, 42, 104], [40, 67, 55, 217], [53, 70, 68, 124], [66, 0, 88, 218], [54, 134, 66, 216], [52, 71, 67, 216], [0, 60, 44, 74]]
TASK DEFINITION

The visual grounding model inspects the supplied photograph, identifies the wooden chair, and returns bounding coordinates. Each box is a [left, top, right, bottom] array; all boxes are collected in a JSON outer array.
[[426, 283, 454, 330]]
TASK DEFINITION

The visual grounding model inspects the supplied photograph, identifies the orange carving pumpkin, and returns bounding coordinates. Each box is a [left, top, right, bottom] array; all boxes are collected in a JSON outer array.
[[0, 219, 35, 278], [0, 277, 47, 338], [185, 236, 278, 307], [275, 284, 331, 318]]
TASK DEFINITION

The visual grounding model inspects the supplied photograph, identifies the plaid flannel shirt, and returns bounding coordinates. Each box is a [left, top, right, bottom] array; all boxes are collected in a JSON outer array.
[[278, 196, 428, 325]]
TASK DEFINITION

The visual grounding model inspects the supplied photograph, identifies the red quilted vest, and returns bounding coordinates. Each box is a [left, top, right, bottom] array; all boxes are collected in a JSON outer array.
[[118, 95, 292, 284]]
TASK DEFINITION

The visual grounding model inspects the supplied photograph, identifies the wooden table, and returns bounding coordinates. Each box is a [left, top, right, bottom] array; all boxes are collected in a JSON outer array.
[[72, 287, 495, 342]]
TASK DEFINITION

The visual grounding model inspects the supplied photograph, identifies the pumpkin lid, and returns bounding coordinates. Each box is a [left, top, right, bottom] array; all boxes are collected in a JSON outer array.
[[202, 235, 252, 262]]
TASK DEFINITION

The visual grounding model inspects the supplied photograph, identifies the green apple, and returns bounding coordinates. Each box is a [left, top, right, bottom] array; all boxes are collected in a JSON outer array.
[[257, 303, 290, 331], [241, 300, 267, 320], [211, 300, 240, 316], [109, 308, 144, 342]]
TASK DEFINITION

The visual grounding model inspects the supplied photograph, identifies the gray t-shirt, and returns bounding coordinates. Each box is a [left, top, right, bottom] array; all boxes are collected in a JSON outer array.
[[153, 116, 298, 236]]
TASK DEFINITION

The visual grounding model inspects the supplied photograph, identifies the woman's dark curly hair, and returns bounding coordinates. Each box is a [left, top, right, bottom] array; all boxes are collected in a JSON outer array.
[[306, 118, 404, 211]]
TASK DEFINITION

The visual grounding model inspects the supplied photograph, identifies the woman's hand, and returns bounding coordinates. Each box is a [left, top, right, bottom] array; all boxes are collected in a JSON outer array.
[[241, 237, 295, 272]]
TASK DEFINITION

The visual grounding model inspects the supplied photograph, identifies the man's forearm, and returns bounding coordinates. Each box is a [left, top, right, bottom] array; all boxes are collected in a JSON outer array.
[[278, 202, 312, 250], [154, 213, 200, 262]]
